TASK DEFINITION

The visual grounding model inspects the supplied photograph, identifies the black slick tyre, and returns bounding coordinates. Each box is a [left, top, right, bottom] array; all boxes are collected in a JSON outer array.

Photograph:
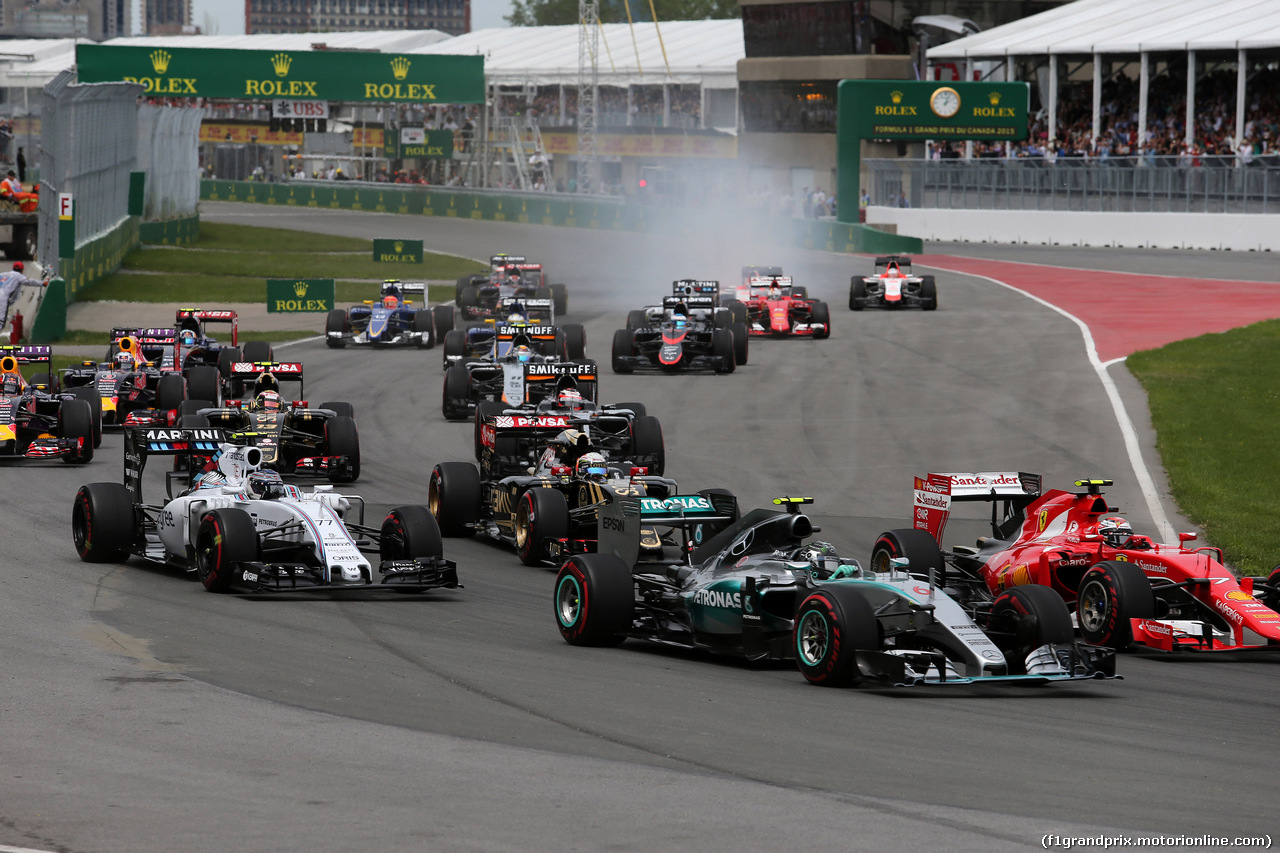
[[59, 399, 94, 464], [810, 301, 831, 338], [629, 415, 665, 475], [870, 528, 943, 577], [626, 309, 646, 331], [794, 587, 879, 686], [443, 329, 466, 366], [155, 373, 185, 414], [920, 276, 938, 311], [515, 487, 569, 566], [1261, 566, 1280, 613], [1076, 561, 1156, 649], [730, 322, 749, 364], [442, 363, 470, 420], [712, 328, 735, 373], [325, 309, 348, 348], [726, 299, 748, 325], [320, 401, 356, 419], [561, 324, 586, 360], [989, 584, 1075, 673], [186, 365, 221, 408], [554, 553, 634, 646], [380, 505, 444, 561], [610, 401, 646, 418], [67, 386, 102, 447], [428, 462, 482, 537], [241, 340, 273, 364], [432, 304, 455, 337], [413, 310, 435, 348], [849, 278, 866, 311], [324, 416, 361, 482], [72, 483, 133, 562], [550, 283, 568, 316], [611, 329, 634, 374], [195, 508, 259, 592]]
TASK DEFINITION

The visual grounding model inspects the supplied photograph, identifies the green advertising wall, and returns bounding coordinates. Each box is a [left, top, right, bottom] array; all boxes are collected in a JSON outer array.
[[201, 180, 921, 255], [139, 214, 200, 246]]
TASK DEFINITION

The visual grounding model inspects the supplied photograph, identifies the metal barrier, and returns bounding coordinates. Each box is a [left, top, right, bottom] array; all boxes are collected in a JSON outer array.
[[868, 156, 1280, 214], [136, 104, 202, 221]]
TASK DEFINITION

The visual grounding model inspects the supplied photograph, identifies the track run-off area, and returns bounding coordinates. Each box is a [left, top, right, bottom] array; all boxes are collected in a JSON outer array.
[[2, 202, 1278, 853]]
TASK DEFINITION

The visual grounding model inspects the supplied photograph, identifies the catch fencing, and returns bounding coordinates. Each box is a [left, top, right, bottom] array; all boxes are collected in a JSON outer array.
[[136, 104, 203, 222]]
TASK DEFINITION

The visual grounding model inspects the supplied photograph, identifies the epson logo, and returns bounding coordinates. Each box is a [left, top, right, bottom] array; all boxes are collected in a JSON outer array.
[[602, 516, 626, 532]]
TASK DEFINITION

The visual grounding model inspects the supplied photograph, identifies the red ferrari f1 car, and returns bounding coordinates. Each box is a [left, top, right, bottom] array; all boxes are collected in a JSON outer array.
[[730, 273, 831, 339], [871, 472, 1280, 653]]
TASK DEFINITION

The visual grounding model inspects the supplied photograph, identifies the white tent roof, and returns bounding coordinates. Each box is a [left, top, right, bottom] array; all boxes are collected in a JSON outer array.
[[411, 21, 743, 89], [930, 0, 1280, 58]]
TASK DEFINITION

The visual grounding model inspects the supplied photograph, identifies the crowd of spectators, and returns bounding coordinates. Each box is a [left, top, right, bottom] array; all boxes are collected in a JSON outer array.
[[491, 84, 701, 128]]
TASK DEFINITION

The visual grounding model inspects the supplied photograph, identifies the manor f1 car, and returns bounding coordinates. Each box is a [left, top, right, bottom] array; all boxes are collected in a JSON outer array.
[[850, 256, 937, 311], [326, 280, 438, 349], [0, 347, 96, 463], [553, 496, 1117, 687], [72, 427, 458, 594], [732, 274, 831, 338], [874, 472, 1280, 653], [613, 281, 747, 374]]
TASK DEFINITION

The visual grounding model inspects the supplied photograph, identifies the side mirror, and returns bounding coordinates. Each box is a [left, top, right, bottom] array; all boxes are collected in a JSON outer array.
[[1177, 531, 1197, 546]]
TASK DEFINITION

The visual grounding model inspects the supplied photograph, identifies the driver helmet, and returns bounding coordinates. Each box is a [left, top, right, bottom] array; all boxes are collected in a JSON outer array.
[[0, 373, 21, 395], [575, 451, 608, 482], [768, 285, 781, 299], [557, 387, 585, 412], [885, 262, 900, 276], [506, 301, 528, 323], [797, 541, 845, 580], [247, 468, 285, 499], [1098, 516, 1133, 548], [114, 351, 134, 370], [382, 295, 399, 309], [254, 390, 283, 412], [179, 329, 197, 346], [671, 313, 687, 330], [512, 345, 534, 363]]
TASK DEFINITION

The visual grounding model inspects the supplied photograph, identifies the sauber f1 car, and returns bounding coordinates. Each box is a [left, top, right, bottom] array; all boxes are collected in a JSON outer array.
[[456, 254, 568, 320], [850, 256, 937, 311], [554, 497, 1117, 687], [72, 427, 458, 594], [429, 420, 676, 565], [613, 281, 747, 374], [876, 472, 1280, 654], [0, 347, 96, 463], [190, 361, 360, 482], [326, 280, 438, 349], [730, 274, 830, 338]]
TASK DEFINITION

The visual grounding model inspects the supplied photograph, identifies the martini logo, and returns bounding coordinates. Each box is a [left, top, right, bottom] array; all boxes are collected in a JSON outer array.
[[150, 49, 171, 74]]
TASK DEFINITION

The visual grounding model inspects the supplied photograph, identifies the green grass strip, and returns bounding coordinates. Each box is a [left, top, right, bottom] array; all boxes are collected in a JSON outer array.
[[77, 273, 453, 306], [1127, 319, 1280, 574], [167, 222, 374, 253]]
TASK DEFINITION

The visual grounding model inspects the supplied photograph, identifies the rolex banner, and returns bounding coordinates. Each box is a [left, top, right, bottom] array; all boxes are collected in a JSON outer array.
[[373, 239, 424, 263], [76, 44, 484, 104], [267, 278, 336, 313]]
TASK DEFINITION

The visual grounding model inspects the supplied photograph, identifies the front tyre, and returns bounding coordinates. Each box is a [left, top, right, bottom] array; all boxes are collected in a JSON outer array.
[[195, 508, 259, 592], [794, 587, 879, 686], [325, 309, 348, 348], [380, 505, 444, 561], [849, 278, 866, 311], [989, 584, 1074, 673], [810, 301, 831, 338], [920, 275, 938, 311], [611, 329, 635, 374], [324, 416, 360, 482], [1076, 561, 1156, 649], [554, 554, 634, 646]]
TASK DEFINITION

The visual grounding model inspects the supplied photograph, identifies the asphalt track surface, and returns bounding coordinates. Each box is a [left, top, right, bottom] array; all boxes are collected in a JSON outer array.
[[3, 203, 1278, 853]]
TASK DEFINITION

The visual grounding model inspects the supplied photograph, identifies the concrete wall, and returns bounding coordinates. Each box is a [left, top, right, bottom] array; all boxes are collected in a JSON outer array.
[[867, 207, 1280, 252]]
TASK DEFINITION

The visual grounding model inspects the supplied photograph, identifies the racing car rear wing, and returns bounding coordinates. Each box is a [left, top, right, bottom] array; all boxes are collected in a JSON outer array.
[[875, 256, 913, 274], [522, 361, 598, 403], [231, 361, 304, 396], [497, 324, 557, 342], [381, 281, 426, 303], [672, 280, 719, 297], [913, 472, 1042, 544], [177, 309, 239, 346], [0, 344, 51, 365], [598, 492, 738, 569], [490, 254, 527, 266], [124, 426, 226, 503]]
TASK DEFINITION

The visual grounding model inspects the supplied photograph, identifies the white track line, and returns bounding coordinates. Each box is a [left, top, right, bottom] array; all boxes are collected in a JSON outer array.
[[0, 845, 60, 853], [918, 262, 1176, 542]]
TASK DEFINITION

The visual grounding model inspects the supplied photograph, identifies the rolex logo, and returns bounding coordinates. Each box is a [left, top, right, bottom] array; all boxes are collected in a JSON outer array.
[[989, 91, 1001, 105], [394, 241, 404, 253], [150, 49, 171, 74], [271, 53, 292, 78], [293, 281, 308, 297], [391, 56, 411, 81], [890, 90, 903, 104]]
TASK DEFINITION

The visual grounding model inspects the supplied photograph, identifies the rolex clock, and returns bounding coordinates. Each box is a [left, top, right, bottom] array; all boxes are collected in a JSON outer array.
[[930, 87, 961, 119]]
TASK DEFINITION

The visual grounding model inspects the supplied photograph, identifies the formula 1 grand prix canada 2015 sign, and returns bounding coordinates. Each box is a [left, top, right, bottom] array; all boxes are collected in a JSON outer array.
[[75, 44, 484, 104], [836, 80, 1029, 224]]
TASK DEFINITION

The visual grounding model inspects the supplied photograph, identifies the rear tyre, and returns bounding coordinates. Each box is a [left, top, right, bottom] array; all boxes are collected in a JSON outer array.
[[810, 301, 831, 338], [849, 278, 866, 311], [1076, 561, 1156, 649], [1261, 566, 1280, 613], [155, 373, 186, 414], [473, 400, 507, 460], [380, 505, 444, 561], [428, 462, 482, 537], [629, 415, 665, 475], [179, 399, 211, 418], [726, 299, 748, 325], [534, 285, 553, 303], [324, 416, 360, 483], [217, 347, 244, 395], [241, 340, 273, 364], [432, 304, 455, 337], [550, 283, 568, 316], [611, 329, 635, 374], [186, 365, 221, 408], [921, 276, 938, 311], [442, 363, 470, 421], [460, 285, 479, 308], [869, 528, 944, 577], [712, 328, 735, 374], [325, 309, 348, 348], [712, 307, 730, 329], [413, 309, 435, 349], [561, 324, 586, 360], [455, 275, 472, 306], [515, 488, 570, 566], [320, 401, 356, 419], [610, 401, 646, 418], [68, 386, 102, 447], [554, 553, 634, 646], [443, 329, 466, 367], [626, 309, 647, 331], [59, 399, 94, 464], [989, 585, 1075, 674], [195, 508, 259, 592], [72, 482, 133, 562], [730, 322, 749, 364], [794, 587, 879, 686], [791, 286, 808, 299]]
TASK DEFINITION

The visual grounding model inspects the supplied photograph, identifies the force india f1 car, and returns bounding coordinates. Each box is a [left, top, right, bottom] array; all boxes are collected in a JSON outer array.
[[849, 256, 937, 311], [442, 324, 592, 421], [613, 281, 748, 374], [441, 316, 586, 370], [731, 273, 831, 339], [0, 347, 96, 463], [553, 496, 1118, 687], [874, 472, 1280, 654], [72, 427, 458, 594], [326, 280, 439, 349]]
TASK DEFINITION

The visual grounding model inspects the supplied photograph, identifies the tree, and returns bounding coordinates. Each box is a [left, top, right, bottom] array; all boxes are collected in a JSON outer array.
[[506, 0, 737, 27]]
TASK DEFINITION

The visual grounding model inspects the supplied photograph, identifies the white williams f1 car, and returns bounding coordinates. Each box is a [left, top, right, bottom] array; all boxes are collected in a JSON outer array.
[[72, 427, 459, 594]]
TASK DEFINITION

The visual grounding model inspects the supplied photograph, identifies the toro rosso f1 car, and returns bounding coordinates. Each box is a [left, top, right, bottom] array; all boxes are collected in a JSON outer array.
[[326, 280, 438, 349], [456, 255, 568, 320], [554, 496, 1117, 687], [72, 427, 458, 594], [875, 472, 1280, 654], [850, 256, 937, 311]]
